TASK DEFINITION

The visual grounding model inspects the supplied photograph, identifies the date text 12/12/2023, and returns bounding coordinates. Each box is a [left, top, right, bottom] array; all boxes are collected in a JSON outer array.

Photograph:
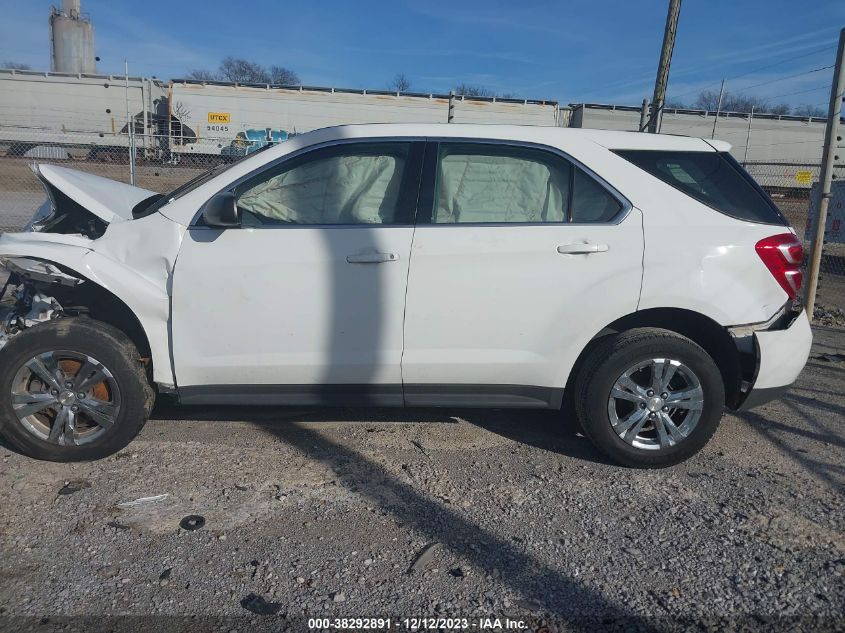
[[307, 617, 530, 630]]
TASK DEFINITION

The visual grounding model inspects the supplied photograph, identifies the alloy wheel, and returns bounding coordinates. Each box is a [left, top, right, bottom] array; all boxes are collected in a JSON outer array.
[[606, 358, 704, 451], [10, 350, 121, 446]]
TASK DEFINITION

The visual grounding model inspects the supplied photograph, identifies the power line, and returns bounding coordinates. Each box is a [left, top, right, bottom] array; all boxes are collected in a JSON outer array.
[[582, 38, 835, 102], [668, 44, 836, 101], [732, 64, 834, 92], [727, 44, 836, 81], [766, 83, 831, 101]]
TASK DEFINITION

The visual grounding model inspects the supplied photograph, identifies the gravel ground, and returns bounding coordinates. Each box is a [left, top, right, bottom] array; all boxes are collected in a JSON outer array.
[[0, 327, 843, 632]]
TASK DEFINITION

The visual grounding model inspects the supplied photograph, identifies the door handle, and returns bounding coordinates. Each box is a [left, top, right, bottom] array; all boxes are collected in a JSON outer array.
[[346, 252, 400, 264], [557, 242, 609, 255]]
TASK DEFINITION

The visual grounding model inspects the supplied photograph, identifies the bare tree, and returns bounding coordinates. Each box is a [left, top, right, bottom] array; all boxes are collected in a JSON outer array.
[[725, 95, 770, 112], [269, 65, 300, 85], [692, 90, 782, 114], [454, 83, 496, 97], [388, 73, 411, 92], [668, 90, 805, 115], [186, 58, 300, 85], [218, 57, 269, 83], [792, 104, 826, 118], [171, 101, 191, 120], [186, 68, 216, 81], [693, 89, 724, 110], [693, 89, 742, 111], [3, 61, 31, 70]]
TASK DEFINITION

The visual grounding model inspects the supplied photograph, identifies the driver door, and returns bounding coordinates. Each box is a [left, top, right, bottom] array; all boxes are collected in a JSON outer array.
[[171, 140, 424, 405]]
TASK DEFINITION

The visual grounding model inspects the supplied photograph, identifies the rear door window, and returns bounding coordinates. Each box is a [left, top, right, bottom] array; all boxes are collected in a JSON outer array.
[[433, 144, 571, 224], [571, 168, 623, 222], [430, 143, 624, 224], [614, 150, 786, 225]]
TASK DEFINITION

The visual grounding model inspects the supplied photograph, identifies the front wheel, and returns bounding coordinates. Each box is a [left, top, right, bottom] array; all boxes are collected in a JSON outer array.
[[0, 318, 154, 462], [574, 328, 725, 468]]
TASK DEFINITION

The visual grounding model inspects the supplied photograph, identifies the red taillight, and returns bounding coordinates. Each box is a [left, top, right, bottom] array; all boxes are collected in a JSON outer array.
[[755, 233, 803, 300]]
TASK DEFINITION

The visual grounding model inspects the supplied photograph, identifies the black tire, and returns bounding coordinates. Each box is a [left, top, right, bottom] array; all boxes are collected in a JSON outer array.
[[0, 318, 154, 462], [574, 328, 725, 468]]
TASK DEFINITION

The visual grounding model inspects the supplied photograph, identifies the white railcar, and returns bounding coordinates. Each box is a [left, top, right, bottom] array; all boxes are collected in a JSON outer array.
[[167, 80, 565, 157], [0, 69, 163, 157], [570, 103, 829, 163]]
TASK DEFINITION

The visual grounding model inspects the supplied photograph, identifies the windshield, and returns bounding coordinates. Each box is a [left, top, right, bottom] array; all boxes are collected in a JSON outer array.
[[132, 161, 234, 218]]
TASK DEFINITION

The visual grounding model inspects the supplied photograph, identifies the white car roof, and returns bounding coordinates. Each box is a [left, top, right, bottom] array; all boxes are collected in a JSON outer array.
[[277, 123, 731, 153]]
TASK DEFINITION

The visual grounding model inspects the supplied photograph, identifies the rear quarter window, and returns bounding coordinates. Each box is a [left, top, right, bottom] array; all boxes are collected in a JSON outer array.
[[614, 149, 787, 226]]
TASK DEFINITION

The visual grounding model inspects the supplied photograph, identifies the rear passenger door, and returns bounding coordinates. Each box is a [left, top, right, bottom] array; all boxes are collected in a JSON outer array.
[[401, 140, 644, 407]]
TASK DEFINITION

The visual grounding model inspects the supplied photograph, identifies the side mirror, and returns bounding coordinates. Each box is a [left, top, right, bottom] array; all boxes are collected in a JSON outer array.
[[202, 192, 241, 228]]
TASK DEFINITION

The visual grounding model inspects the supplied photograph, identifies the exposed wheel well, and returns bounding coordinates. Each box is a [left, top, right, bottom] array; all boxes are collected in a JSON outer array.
[[566, 308, 745, 408], [5, 262, 153, 378], [64, 282, 153, 364]]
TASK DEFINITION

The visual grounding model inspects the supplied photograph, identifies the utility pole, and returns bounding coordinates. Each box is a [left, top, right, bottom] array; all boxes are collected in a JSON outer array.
[[447, 91, 455, 123], [711, 79, 726, 139], [647, 0, 682, 133], [805, 27, 845, 318], [743, 106, 754, 164]]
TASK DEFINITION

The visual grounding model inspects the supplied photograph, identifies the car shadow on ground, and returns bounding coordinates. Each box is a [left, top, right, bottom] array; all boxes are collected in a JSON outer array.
[[147, 402, 628, 620], [150, 401, 612, 466], [147, 401, 633, 621], [221, 415, 638, 622], [736, 372, 845, 498], [739, 408, 845, 496]]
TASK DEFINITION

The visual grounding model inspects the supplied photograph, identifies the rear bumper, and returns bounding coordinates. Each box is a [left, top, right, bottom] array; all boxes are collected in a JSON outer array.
[[737, 311, 812, 411]]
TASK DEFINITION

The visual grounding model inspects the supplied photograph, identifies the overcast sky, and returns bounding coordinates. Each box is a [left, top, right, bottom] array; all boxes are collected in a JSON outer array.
[[1, 0, 843, 108]]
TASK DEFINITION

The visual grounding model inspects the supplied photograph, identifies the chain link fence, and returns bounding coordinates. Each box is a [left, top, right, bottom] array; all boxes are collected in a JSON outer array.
[[0, 130, 250, 233], [0, 130, 843, 327], [743, 160, 845, 327]]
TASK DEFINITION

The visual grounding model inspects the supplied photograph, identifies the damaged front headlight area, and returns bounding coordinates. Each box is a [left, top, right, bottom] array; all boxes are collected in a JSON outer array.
[[23, 199, 56, 233], [24, 164, 109, 238], [0, 257, 84, 350]]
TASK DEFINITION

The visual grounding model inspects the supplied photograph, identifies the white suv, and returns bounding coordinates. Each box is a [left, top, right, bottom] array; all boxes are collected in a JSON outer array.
[[0, 124, 812, 467]]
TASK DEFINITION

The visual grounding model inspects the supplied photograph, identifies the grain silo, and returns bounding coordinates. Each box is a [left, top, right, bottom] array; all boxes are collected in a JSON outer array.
[[49, 0, 96, 74]]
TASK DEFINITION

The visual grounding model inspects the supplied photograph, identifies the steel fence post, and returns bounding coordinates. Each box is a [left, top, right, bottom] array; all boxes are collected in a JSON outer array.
[[124, 60, 136, 186], [743, 107, 753, 163]]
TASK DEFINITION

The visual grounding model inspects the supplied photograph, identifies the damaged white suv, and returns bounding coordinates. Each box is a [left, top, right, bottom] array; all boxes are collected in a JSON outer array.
[[0, 124, 812, 466]]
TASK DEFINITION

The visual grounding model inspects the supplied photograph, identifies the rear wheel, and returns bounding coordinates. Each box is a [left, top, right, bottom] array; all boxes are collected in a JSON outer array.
[[0, 318, 153, 462], [574, 328, 725, 467]]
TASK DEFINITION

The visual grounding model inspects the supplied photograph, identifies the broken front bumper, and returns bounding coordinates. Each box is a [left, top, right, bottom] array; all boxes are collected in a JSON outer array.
[[0, 303, 14, 350], [735, 310, 813, 411], [0, 257, 78, 350]]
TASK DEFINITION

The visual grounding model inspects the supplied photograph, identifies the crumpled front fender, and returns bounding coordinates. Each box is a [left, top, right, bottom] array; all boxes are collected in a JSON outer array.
[[0, 216, 184, 386]]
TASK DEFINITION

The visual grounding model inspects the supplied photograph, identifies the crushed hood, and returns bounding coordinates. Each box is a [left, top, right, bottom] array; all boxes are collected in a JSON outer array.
[[36, 164, 158, 224]]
